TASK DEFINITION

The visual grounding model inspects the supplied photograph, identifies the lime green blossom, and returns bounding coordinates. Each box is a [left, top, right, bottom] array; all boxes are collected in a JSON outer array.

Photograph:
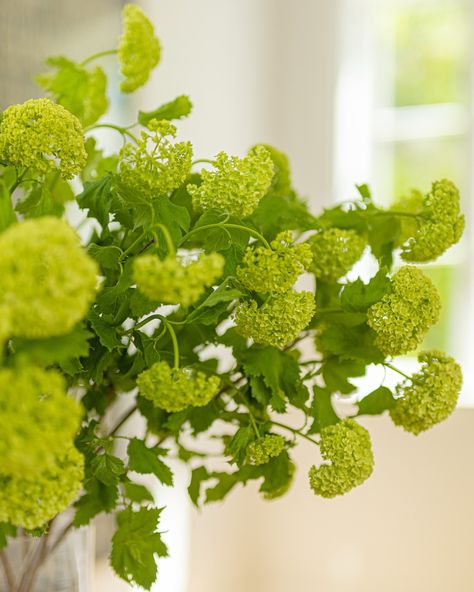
[[390, 350, 462, 435], [37, 57, 108, 127], [308, 228, 366, 282], [367, 266, 441, 356], [0, 447, 84, 529], [0, 217, 98, 338], [246, 435, 286, 465], [118, 4, 161, 93], [188, 146, 274, 218], [309, 419, 374, 498], [400, 179, 465, 262], [235, 290, 316, 348], [134, 252, 224, 307], [119, 120, 192, 198], [0, 98, 86, 179], [237, 231, 312, 294], [137, 361, 221, 413], [0, 366, 82, 477], [254, 143, 292, 196]]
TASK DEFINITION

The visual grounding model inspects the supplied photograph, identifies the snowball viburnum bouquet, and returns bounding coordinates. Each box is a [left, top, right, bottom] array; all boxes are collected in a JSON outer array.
[[0, 5, 465, 590]]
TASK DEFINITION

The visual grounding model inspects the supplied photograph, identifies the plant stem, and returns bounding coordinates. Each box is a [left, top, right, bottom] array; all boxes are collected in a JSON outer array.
[[271, 420, 320, 446], [383, 362, 412, 382], [80, 48, 118, 66], [155, 223, 176, 256], [165, 321, 180, 369], [109, 405, 138, 437], [180, 222, 271, 249], [121, 230, 149, 260], [371, 210, 419, 219], [85, 123, 138, 143], [0, 549, 16, 591], [191, 158, 216, 166]]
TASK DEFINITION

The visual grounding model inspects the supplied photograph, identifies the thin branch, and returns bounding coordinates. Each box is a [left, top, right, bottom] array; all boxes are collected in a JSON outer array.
[[0, 549, 16, 591]]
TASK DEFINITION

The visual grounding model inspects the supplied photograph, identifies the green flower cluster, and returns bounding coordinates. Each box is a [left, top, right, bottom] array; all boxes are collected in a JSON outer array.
[[0, 366, 82, 477], [390, 350, 462, 435], [307, 228, 366, 282], [367, 266, 441, 356], [234, 290, 316, 348], [254, 143, 292, 196], [137, 361, 221, 413], [119, 120, 193, 199], [0, 447, 84, 529], [134, 252, 224, 307], [400, 179, 465, 262], [246, 435, 286, 465], [308, 419, 374, 498], [0, 217, 98, 339], [37, 56, 108, 127], [0, 98, 86, 179], [118, 4, 161, 93], [188, 146, 274, 218], [237, 231, 312, 294]]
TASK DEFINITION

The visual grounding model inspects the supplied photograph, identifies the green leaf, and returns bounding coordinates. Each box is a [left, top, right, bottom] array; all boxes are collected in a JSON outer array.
[[123, 481, 155, 503], [0, 523, 16, 549], [73, 480, 118, 527], [357, 386, 395, 416], [368, 215, 401, 266], [110, 507, 168, 590], [153, 197, 190, 246], [138, 95, 193, 126], [188, 466, 210, 507], [258, 451, 293, 497], [340, 269, 391, 312], [322, 358, 366, 394], [91, 453, 126, 486], [240, 346, 301, 412], [77, 176, 114, 230], [88, 309, 124, 351], [205, 472, 240, 503], [308, 386, 340, 434], [250, 194, 317, 239], [128, 438, 174, 486], [88, 243, 123, 270], [12, 325, 93, 369], [355, 183, 372, 200], [317, 322, 384, 364], [225, 425, 255, 465]]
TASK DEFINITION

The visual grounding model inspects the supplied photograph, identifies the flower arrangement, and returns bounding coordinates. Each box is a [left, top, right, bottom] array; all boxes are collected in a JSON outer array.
[[0, 4, 464, 590]]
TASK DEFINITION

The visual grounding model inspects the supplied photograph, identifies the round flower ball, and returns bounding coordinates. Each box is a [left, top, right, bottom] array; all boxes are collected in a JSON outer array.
[[0, 217, 98, 339], [0, 98, 86, 179]]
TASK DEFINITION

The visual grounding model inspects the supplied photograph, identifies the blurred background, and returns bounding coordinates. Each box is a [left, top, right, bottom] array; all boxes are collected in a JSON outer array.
[[2, 0, 474, 590]]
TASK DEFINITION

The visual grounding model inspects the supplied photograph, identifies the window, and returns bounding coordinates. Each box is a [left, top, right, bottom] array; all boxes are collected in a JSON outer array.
[[335, 0, 474, 402]]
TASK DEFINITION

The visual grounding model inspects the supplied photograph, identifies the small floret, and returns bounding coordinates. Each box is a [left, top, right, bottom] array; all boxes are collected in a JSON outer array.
[[0, 447, 84, 529], [0, 98, 86, 179], [400, 179, 465, 262], [134, 252, 224, 307], [187, 146, 274, 218], [137, 361, 221, 413], [307, 228, 366, 282], [237, 231, 312, 294], [0, 366, 82, 477], [234, 290, 316, 348], [37, 57, 108, 127], [253, 143, 292, 196], [308, 419, 374, 498], [367, 266, 440, 356], [119, 119, 192, 198], [390, 350, 462, 434], [118, 4, 161, 93], [0, 217, 98, 339], [246, 435, 286, 465]]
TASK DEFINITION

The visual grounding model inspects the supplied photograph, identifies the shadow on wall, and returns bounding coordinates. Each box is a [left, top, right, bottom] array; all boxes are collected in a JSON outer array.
[[188, 409, 474, 592]]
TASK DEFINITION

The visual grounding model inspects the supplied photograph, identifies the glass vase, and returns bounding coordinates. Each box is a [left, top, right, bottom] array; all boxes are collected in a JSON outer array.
[[0, 525, 92, 592]]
